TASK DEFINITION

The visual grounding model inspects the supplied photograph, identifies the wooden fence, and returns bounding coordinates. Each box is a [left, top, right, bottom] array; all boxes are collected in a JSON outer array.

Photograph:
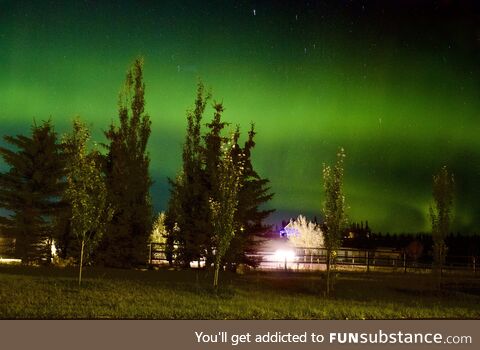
[[147, 243, 479, 274]]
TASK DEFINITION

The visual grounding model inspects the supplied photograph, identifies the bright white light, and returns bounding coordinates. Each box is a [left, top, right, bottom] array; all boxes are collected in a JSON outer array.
[[273, 249, 295, 262], [51, 240, 57, 257]]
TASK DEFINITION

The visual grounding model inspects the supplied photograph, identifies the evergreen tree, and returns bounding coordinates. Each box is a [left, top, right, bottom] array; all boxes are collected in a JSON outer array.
[[98, 57, 153, 267], [225, 124, 274, 267], [164, 172, 182, 265], [322, 147, 347, 296], [430, 165, 454, 286], [62, 118, 110, 285], [166, 83, 274, 270], [53, 204, 74, 260], [0, 120, 64, 263], [204, 103, 229, 193], [165, 82, 211, 267], [203, 102, 229, 265]]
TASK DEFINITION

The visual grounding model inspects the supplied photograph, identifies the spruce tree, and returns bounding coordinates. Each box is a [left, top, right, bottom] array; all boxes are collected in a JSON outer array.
[[53, 204, 74, 260], [98, 58, 153, 268], [0, 120, 64, 263], [164, 172, 182, 265], [202, 102, 229, 265], [166, 83, 274, 270], [225, 124, 274, 268], [165, 82, 273, 266], [165, 82, 211, 267]]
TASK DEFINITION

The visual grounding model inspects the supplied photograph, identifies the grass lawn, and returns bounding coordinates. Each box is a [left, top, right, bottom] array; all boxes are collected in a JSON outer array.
[[0, 265, 479, 319]]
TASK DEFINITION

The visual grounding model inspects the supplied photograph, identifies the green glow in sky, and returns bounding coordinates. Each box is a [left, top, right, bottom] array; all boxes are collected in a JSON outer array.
[[1, 1, 479, 233]]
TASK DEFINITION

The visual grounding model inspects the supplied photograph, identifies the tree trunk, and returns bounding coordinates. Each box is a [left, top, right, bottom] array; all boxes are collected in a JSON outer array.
[[78, 239, 85, 287], [326, 249, 331, 296], [213, 261, 220, 288]]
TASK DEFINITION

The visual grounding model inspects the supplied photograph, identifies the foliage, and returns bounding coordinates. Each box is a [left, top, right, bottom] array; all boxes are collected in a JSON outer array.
[[62, 118, 110, 285], [210, 134, 243, 287], [52, 203, 75, 260], [165, 81, 211, 267], [149, 212, 167, 244], [0, 120, 64, 263], [287, 215, 324, 249], [225, 124, 274, 268], [166, 82, 273, 269], [164, 173, 183, 265], [98, 57, 153, 268], [429, 165, 454, 283], [322, 147, 348, 295]]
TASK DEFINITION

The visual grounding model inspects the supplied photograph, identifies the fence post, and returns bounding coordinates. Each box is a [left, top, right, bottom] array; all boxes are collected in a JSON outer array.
[[366, 250, 370, 273], [148, 243, 152, 265], [403, 252, 407, 274], [473, 256, 476, 274]]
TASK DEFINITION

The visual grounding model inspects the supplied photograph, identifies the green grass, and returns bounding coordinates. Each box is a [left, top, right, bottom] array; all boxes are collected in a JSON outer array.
[[0, 265, 479, 319]]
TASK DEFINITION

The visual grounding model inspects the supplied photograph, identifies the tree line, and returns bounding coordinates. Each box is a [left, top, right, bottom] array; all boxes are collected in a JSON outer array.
[[0, 58, 274, 286], [0, 57, 457, 292]]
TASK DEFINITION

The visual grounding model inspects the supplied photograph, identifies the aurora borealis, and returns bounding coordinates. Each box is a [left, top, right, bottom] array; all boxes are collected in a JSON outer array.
[[1, 1, 479, 233]]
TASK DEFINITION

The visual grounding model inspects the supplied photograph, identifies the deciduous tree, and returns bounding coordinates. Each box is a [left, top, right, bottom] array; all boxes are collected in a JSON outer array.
[[429, 165, 454, 286], [63, 118, 110, 285], [322, 147, 347, 296], [150, 212, 167, 245], [210, 135, 243, 287], [286, 215, 323, 249]]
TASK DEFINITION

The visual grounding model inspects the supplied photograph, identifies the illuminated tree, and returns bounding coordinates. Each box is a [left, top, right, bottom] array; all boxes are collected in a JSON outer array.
[[322, 147, 347, 296], [0, 120, 64, 263], [287, 215, 323, 249], [62, 118, 110, 285], [210, 135, 243, 288], [429, 165, 454, 286], [149, 212, 167, 245], [99, 57, 153, 267]]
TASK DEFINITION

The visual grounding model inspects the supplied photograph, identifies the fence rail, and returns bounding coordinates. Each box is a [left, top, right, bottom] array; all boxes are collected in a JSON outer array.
[[147, 243, 479, 274]]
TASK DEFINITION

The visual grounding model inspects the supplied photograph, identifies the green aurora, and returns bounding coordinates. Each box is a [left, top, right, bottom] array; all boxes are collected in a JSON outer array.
[[1, 1, 479, 233]]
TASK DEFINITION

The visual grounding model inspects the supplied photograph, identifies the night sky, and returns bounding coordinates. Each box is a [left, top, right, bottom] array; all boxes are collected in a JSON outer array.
[[1, 1, 479, 233]]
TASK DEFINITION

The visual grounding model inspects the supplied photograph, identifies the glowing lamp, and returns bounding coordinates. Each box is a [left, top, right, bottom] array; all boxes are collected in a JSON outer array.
[[273, 249, 295, 262]]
